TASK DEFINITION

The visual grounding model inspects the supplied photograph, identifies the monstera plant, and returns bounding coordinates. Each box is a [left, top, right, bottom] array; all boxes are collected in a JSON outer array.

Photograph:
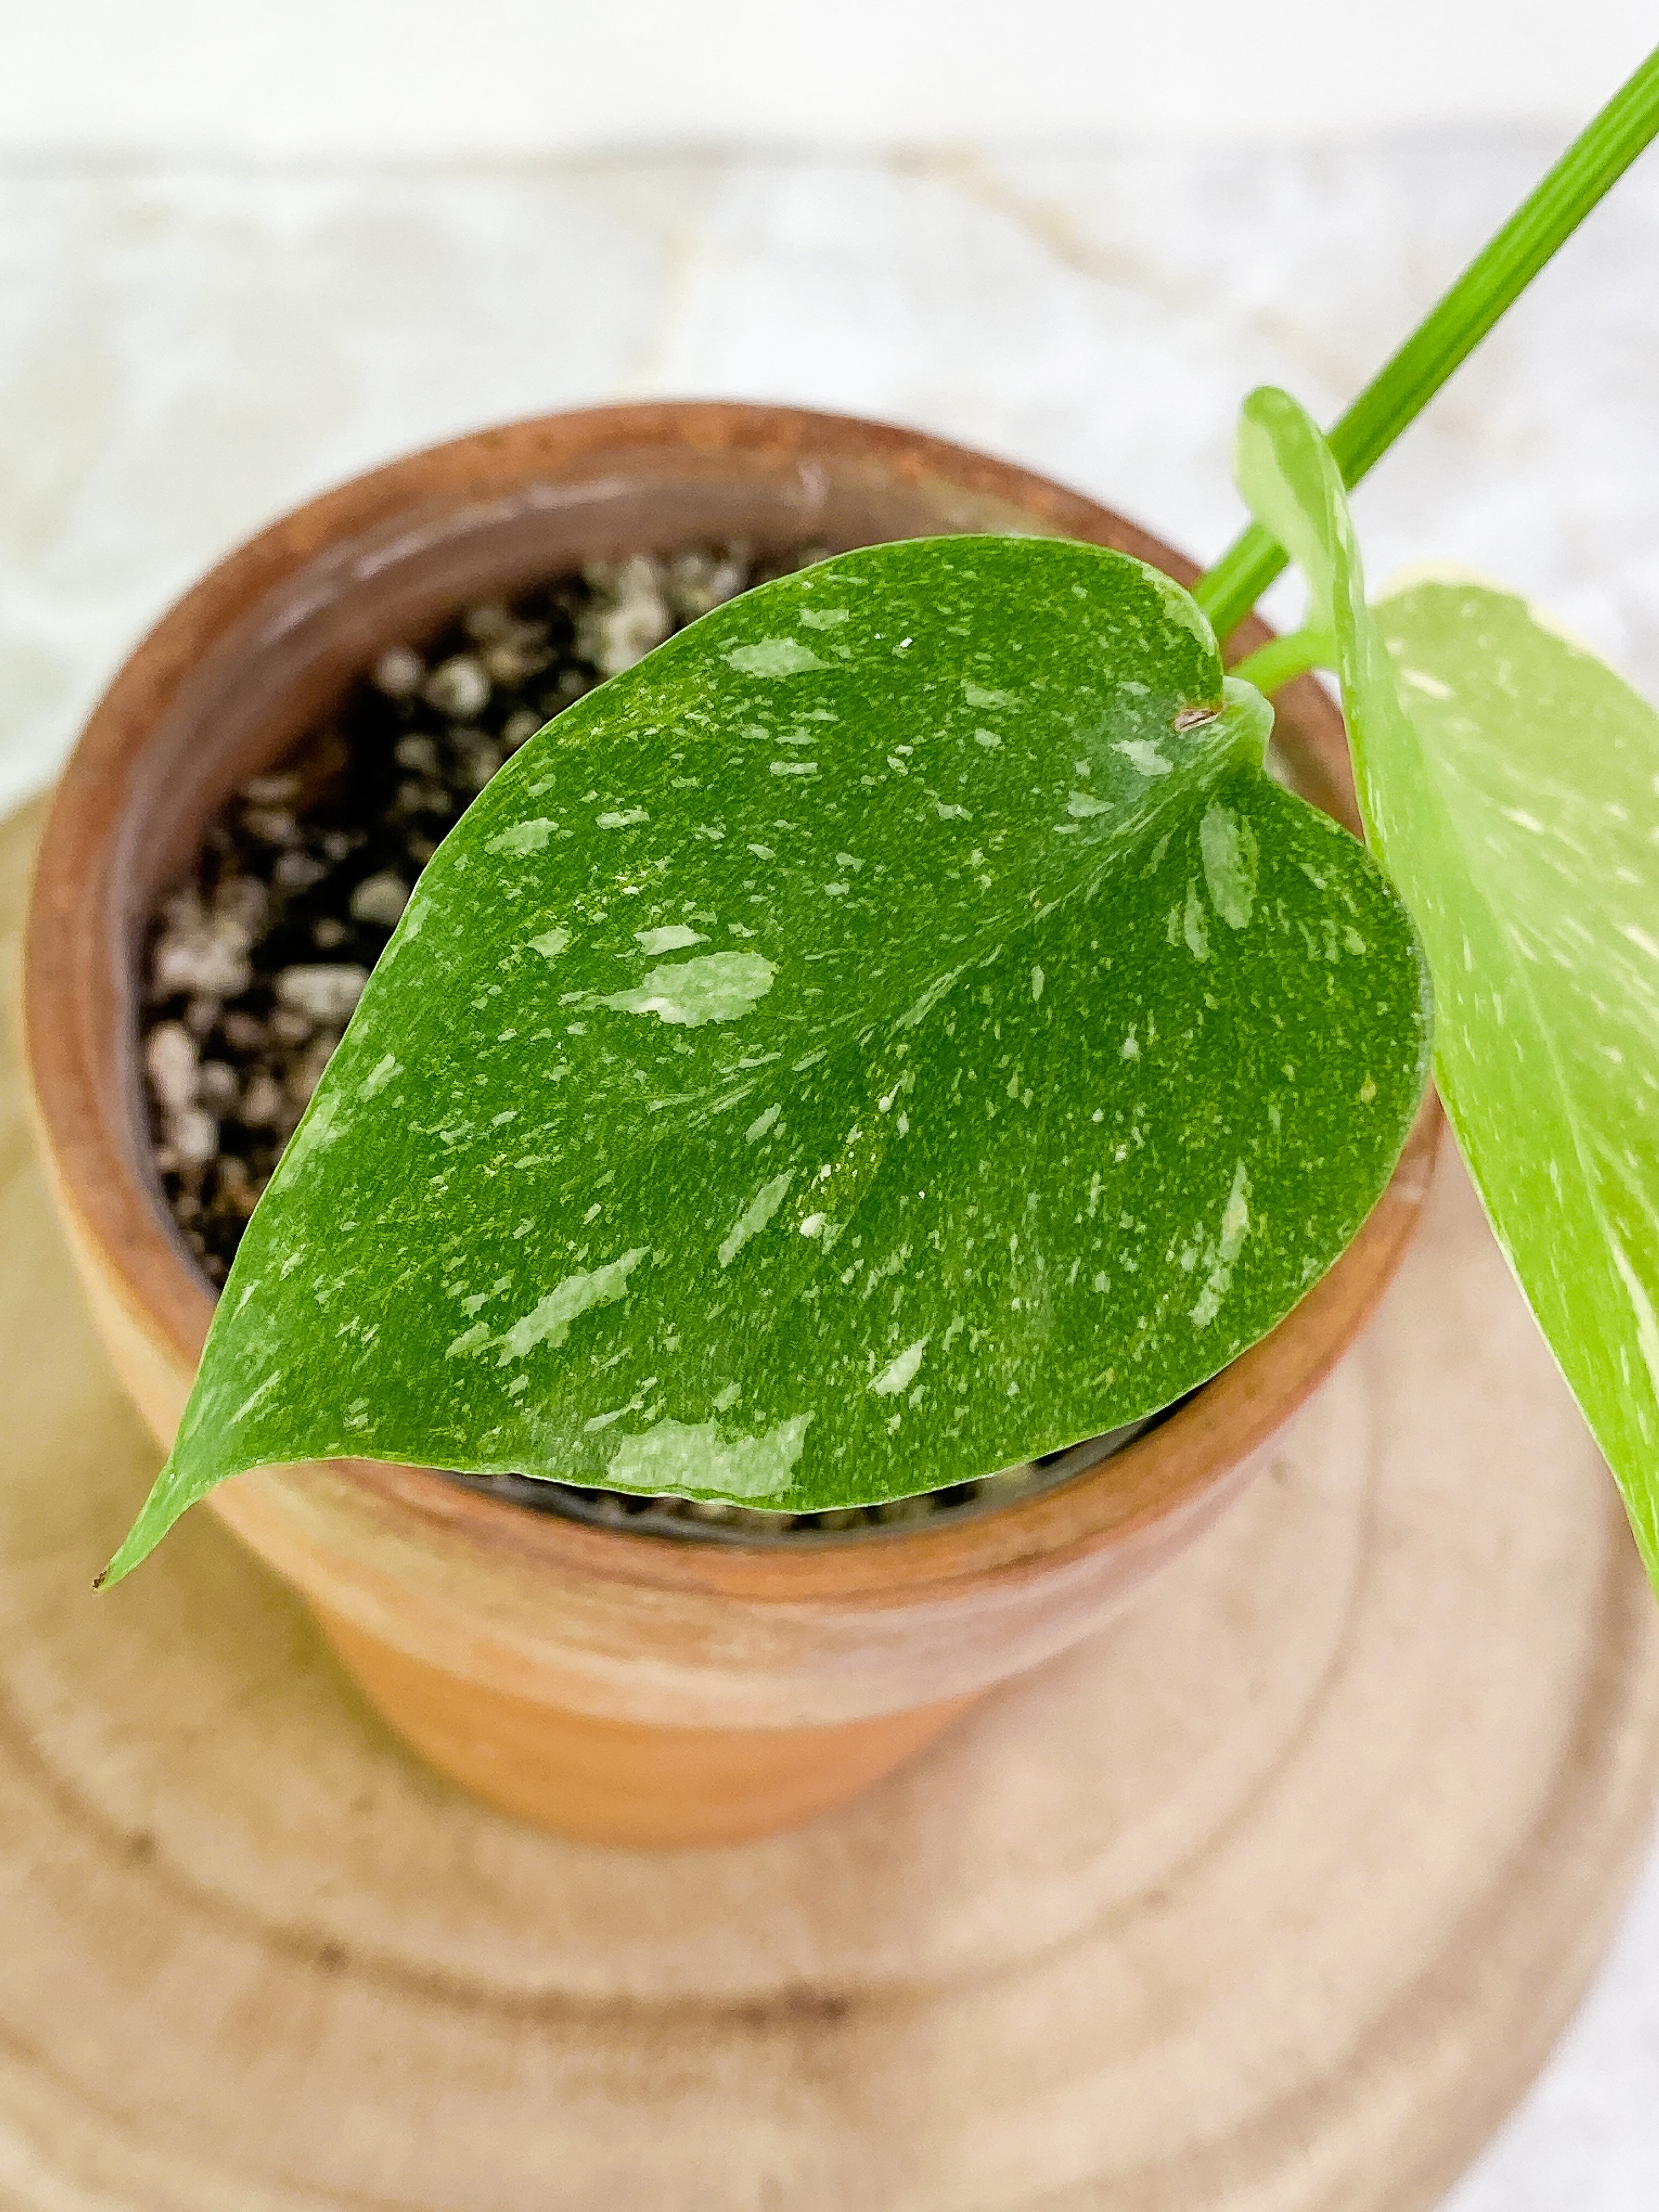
[[104, 47, 1659, 1591]]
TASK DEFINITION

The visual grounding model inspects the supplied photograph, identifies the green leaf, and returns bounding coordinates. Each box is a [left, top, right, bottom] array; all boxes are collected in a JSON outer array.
[[104, 534, 1429, 1582], [1234, 384, 1659, 1583]]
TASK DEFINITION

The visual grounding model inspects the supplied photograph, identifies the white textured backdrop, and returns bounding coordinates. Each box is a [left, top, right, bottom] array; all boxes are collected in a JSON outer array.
[[5, 143, 1659, 817], [2, 136, 1657, 2202], [3, 3, 1657, 155]]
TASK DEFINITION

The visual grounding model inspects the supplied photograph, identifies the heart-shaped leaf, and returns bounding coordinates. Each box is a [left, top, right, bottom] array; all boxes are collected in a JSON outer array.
[[1235, 384, 1659, 1584], [105, 534, 1429, 1581]]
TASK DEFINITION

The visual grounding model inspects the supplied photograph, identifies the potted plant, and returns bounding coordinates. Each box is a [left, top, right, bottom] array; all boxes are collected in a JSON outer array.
[[24, 50, 1659, 1846]]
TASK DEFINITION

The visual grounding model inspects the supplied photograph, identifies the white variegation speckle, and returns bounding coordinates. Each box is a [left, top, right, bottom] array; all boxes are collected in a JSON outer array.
[[493, 1246, 649, 1363], [1610, 1232, 1659, 1412], [636, 924, 706, 953], [1183, 883, 1210, 960], [1191, 1163, 1251, 1327], [229, 1373, 279, 1425], [607, 1412, 812, 1499], [727, 637, 826, 678], [898, 963, 965, 1029], [488, 818, 556, 856], [1199, 800, 1259, 929], [871, 1336, 928, 1396], [718, 1171, 794, 1268], [601, 951, 776, 1027], [359, 1052, 401, 1099], [1144, 566, 1216, 652], [281, 1090, 343, 1178]]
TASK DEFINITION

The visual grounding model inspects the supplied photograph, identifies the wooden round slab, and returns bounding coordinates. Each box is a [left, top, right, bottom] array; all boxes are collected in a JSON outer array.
[[2, 794, 1657, 2212]]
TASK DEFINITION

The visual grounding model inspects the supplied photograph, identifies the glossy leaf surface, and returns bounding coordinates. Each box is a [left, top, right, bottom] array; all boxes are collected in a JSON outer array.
[[107, 535, 1429, 1579], [1236, 385, 1659, 1581]]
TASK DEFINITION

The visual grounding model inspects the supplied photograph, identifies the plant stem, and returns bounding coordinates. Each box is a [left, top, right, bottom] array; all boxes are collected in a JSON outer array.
[[1194, 43, 1659, 643], [1230, 628, 1334, 697]]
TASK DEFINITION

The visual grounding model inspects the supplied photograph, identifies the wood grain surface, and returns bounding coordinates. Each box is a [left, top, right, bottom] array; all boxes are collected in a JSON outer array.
[[3, 796, 1657, 2211]]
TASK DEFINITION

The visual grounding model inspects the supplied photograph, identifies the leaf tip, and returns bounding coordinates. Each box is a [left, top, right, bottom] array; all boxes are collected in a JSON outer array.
[[97, 1453, 201, 1589], [94, 1533, 145, 1592]]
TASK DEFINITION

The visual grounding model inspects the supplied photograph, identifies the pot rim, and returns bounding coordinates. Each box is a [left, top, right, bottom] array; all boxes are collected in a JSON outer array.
[[23, 397, 1441, 1607]]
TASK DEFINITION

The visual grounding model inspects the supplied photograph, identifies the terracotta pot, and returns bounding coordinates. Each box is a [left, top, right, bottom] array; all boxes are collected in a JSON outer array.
[[24, 402, 1442, 1848]]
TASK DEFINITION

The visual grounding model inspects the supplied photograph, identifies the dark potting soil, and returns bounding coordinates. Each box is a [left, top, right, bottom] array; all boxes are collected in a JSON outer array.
[[139, 545, 1139, 1537]]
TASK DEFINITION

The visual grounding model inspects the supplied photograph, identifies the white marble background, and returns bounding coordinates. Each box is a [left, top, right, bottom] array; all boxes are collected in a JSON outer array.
[[2, 142, 1657, 2202]]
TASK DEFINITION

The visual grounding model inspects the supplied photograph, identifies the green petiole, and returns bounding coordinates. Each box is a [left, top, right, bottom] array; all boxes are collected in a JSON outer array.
[[1195, 42, 1659, 643], [1228, 627, 1334, 697]]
